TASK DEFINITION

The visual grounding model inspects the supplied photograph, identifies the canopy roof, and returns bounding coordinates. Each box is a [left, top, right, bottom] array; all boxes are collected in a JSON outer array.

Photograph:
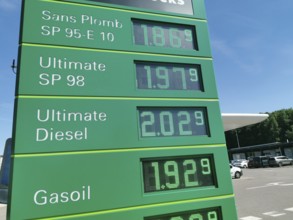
[[222, 113, 269, 131]]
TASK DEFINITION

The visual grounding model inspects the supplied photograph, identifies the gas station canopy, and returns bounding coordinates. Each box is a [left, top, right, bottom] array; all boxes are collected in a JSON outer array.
[[222, 113, 269, 131]]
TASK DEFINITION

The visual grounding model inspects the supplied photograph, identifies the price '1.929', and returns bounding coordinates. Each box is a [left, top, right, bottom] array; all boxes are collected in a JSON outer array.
[[142, 156, 215, 192]]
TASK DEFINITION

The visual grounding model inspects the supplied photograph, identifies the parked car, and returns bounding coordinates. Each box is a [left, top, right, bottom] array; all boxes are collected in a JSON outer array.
[[232, 159, 248, 168], [248, 156, 270, 168], [230, 164, 242, 179], [268, 156, 293, 167]]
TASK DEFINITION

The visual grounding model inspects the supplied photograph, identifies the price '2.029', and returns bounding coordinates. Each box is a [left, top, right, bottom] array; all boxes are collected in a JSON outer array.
[[138, 108, 208, 137]]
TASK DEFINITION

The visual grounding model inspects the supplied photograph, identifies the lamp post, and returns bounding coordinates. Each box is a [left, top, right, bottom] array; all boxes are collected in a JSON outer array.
[[235, 129, 240, 148]]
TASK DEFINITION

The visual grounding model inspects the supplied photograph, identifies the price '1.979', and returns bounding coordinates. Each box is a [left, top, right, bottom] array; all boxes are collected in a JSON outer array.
[[136, 62, 203, 91]]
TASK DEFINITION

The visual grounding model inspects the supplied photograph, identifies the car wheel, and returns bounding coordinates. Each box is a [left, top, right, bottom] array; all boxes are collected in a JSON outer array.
[[235, 172, 241, 179]]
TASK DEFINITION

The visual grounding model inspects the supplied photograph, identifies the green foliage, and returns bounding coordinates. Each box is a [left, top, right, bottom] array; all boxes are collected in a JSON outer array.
[[225, 108, 293, 148]]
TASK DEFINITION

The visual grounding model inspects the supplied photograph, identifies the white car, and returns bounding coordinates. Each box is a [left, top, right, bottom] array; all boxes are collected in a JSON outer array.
[[233, 159, 248, 168], [230, 164, 243, 179]]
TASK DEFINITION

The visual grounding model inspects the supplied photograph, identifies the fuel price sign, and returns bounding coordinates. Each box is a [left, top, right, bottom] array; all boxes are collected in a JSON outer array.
[[8, 0, 238, 219]]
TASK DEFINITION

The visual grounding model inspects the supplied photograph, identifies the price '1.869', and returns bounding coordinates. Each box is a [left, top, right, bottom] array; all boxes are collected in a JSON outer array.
[[133, 19, 197, 50]]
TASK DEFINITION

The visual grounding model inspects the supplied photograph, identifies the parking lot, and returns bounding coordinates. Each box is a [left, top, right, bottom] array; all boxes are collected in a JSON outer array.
[[233, 165, 293, 220]]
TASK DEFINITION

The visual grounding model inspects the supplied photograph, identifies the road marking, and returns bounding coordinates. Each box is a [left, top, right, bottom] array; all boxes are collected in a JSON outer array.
[[240, 217, 262, 220], [247, 181, 293, 190], [240, 176, 254, 180], [285, 207, 293, 212], [247, 182, 283, 190], [240, 208, 293, 220], [263, 211, 286, 217], [279, 183, 293, 186]]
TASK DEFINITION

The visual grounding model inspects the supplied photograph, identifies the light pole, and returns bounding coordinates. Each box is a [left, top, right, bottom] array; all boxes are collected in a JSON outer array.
[[235, 129, 240, 148]]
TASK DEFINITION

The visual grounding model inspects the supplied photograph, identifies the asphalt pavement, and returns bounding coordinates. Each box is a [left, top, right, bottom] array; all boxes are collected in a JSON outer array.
[[233, 165, 293, 220]]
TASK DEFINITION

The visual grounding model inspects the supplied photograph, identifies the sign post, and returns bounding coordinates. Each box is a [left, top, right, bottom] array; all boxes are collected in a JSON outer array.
[[8, 0, 238, 219]]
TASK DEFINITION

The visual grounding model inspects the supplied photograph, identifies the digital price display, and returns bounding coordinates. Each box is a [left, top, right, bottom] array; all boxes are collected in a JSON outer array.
[[136, 62, 203, 91], [142, 155, 216, 192], [138, 107, 209, 137], [145, 207, 221, 220], [133, 19, 197, 50]]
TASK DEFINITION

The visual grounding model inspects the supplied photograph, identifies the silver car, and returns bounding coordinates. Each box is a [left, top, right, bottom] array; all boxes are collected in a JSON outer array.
[[268, 156, 293, 167]]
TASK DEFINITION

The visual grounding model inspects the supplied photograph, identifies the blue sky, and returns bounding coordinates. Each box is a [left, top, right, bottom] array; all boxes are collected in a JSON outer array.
[[0, 0, 293, 153]]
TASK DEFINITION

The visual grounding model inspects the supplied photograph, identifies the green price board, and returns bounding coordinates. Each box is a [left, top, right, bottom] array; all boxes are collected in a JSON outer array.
[[13, 98, 225, 154], [8, 0, 238, 219], [9, 147, 234, 219], [20, 0, 211, 57], [17, 45, 218, 98]]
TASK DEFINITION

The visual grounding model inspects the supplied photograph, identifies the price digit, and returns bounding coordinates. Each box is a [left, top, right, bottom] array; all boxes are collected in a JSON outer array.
[[169, 28, 182, 48], [140, 111, 156, 137], [160, 111, 174, 136], [153, 26, 165, 46], [178, 111, 192, 135], [143, 65, 153, 89], [194, 111, 205, 126], [183, 159, 199, 187], [156, 67, 170, 89], [189, 68, 198, 82], [173, 67, 187, 89], [184, 29, 193, 42], [151, 162, 161, 190], [201, 159, 211, 175], [141, 24, 149, 46], [208, 211, 218, 220], [165, 161, 179, 189]]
